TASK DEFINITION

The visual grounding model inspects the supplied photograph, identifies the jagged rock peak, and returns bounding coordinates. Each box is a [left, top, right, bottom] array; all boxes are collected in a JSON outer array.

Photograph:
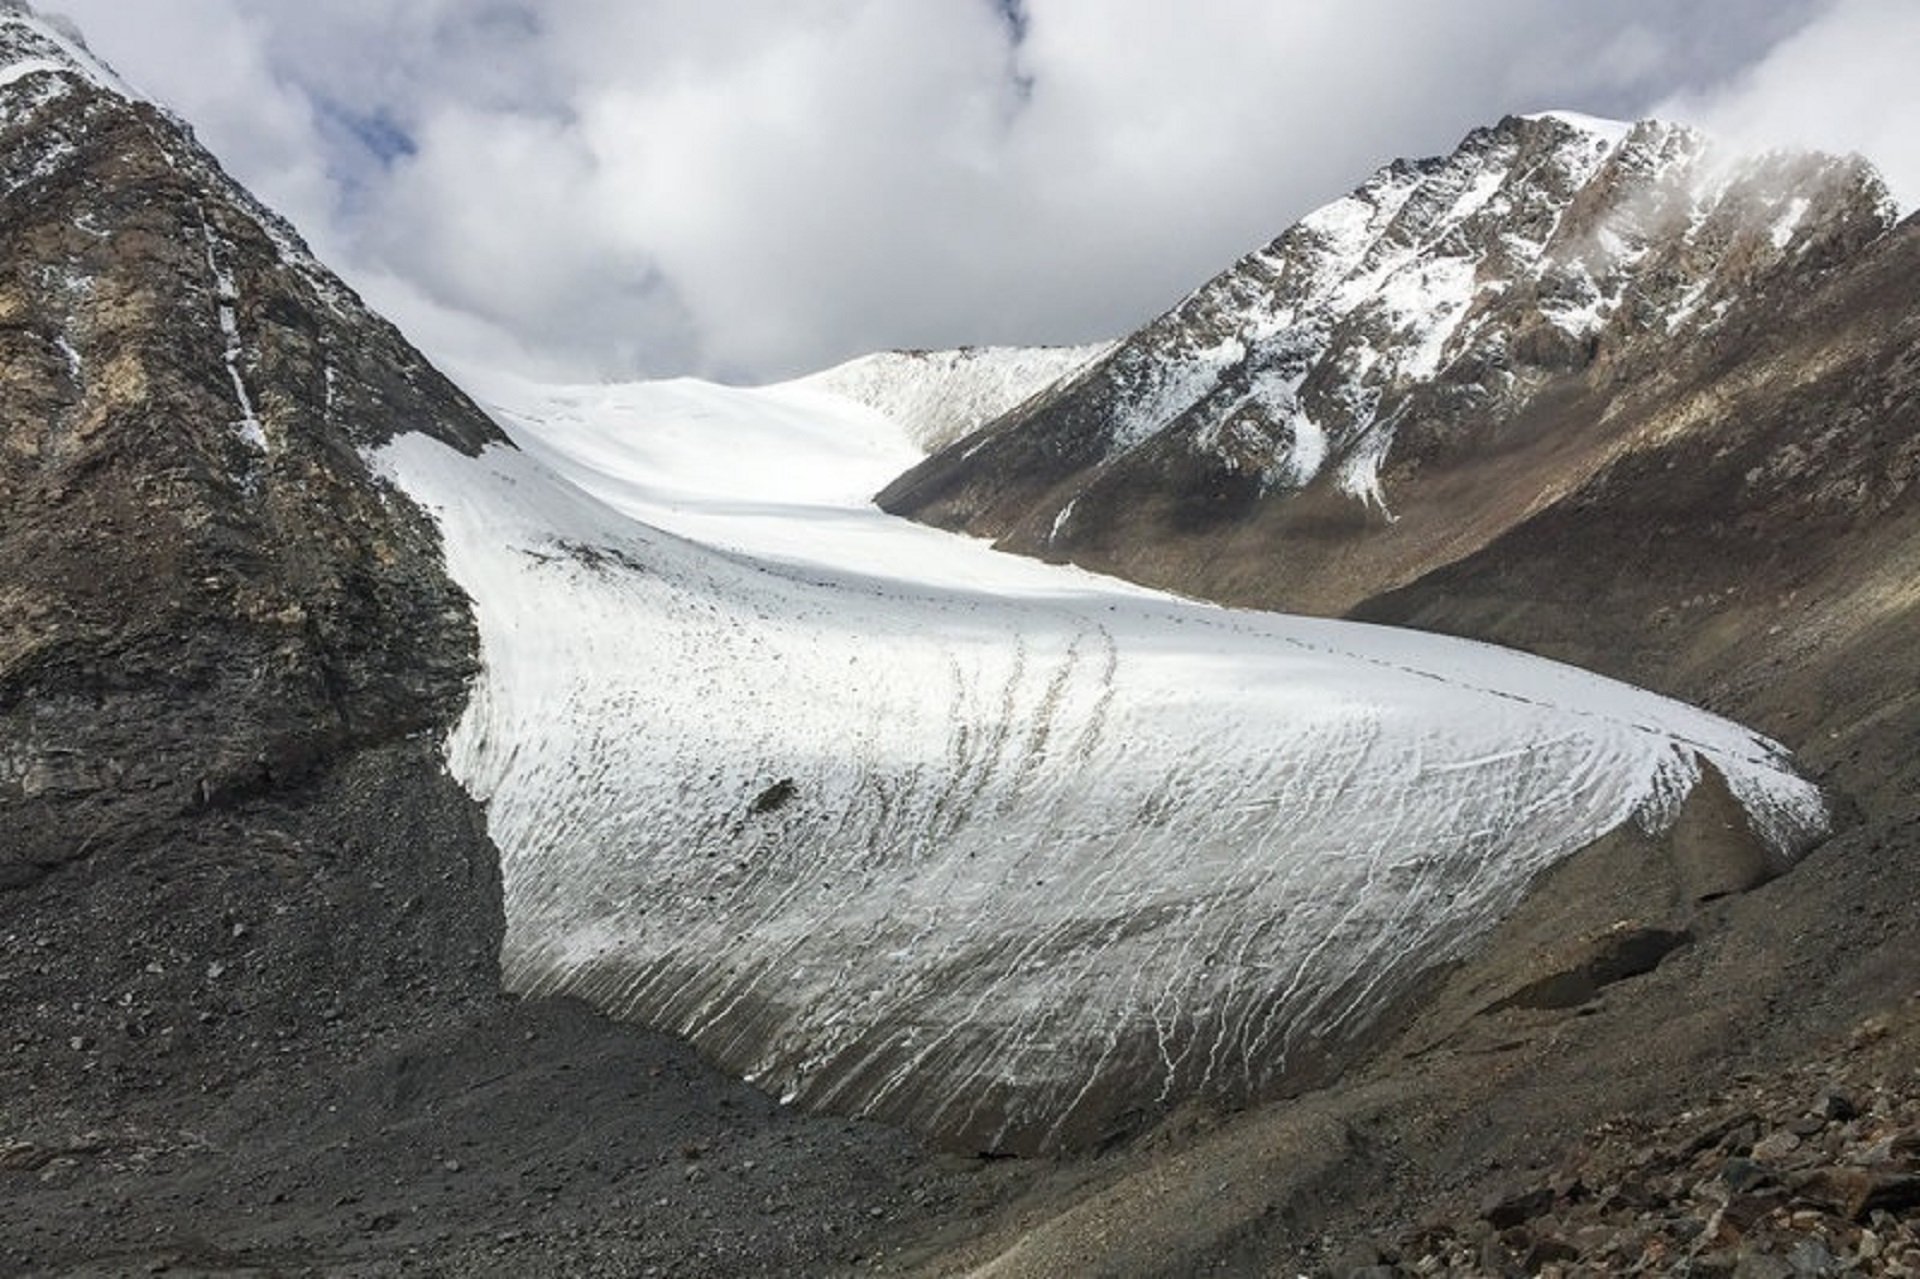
[[0, 4, 499, 457], [0, 2, 134, 100], [878, 111, 1896, 545], [1108, 111, 1891, 501]]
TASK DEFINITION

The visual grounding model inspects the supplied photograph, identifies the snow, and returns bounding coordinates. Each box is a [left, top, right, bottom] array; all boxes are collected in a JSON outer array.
[[377, 368, 1827, 1149], [1277, 410, 1328, 488], [1334, 414, 1401, 517], [0, 7, 140, 103], [794, 343, 1112, 453], [0, 62, 63, 136], [0, 55, 61, 90], [1771, 195, 1812, 249], [202, 222, 268, 458], [1041, 109, 1874, 530], [1047, 497, 1077, 544], [52, 332, 78, 381], [1082, 120, 1615, 500], [1296, 168, 1424, 265], [1110, 334, 1247, 454], [1372, 255, 1481, 379], [1538, 262, 1611, 338]]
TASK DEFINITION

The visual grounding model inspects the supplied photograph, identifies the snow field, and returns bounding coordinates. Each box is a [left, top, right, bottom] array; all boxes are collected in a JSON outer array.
[[377, 365, 1825, 1151]]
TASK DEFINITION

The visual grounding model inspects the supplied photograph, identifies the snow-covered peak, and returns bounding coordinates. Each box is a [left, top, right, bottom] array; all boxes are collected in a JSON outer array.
[[1109, 112, 1881, 500], [0, 3, 138, 103], [788, 342, 1115, 453], [882, 113, 1895, 544]]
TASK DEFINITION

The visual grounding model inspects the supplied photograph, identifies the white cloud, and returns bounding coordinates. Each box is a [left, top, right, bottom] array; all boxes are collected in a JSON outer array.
[[47, 0, 1899, 382], [1657, 0, 1920, 212]]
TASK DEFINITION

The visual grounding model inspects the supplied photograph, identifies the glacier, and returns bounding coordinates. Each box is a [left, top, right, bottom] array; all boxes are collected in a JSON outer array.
[[377, 362, 1827, 1153]]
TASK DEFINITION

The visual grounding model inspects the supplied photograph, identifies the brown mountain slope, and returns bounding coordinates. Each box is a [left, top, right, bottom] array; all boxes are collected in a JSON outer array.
[[879, 115, 1895, 621], [1352, 212, 1920, 817]]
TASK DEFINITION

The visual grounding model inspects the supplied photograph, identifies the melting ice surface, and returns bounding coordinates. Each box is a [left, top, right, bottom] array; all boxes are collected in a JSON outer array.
[[377, 365, 1826, 1152]]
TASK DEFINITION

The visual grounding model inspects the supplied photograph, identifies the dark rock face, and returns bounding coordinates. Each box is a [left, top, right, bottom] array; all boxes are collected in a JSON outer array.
[[0, 7, 510, 1097], [879, 113, 1896, 617]]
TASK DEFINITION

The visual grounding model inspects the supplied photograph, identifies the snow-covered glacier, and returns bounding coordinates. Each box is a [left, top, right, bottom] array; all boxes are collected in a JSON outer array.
[[377, 365, 1826, 1153]]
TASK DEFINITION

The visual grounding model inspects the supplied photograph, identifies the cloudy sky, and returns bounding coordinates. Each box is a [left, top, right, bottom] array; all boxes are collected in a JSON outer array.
[[51, 0, 1920, 383]]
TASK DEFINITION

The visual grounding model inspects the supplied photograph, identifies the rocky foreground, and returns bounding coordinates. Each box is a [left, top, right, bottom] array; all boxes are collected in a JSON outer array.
[[1328, 996, 1920, 1277]]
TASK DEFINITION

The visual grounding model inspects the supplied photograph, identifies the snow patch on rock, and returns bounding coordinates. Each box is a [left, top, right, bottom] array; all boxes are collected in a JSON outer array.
[[0, 4, 141, 103]]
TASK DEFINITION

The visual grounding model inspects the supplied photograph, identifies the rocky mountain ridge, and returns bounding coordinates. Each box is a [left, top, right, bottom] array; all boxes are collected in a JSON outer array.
[[878, 111, 1897, 615], [0, 1, 501, 919]]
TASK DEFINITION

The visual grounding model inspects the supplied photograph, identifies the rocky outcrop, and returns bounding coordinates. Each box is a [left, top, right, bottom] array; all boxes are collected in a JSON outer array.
[[0, 7, 501, 885], [0, 2, 513, 1086], [1331, 997, 1920, 1277], [0, 15, 537, 1186], [878, 113, 1895, 617]]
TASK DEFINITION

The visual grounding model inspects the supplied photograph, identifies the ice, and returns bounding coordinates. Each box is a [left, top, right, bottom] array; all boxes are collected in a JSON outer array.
[[1334, 416, 1400, 517], [375, 368, 1827, 1148], [1047, 497, 1077, 544], [1276, 411, 1327, 488]]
